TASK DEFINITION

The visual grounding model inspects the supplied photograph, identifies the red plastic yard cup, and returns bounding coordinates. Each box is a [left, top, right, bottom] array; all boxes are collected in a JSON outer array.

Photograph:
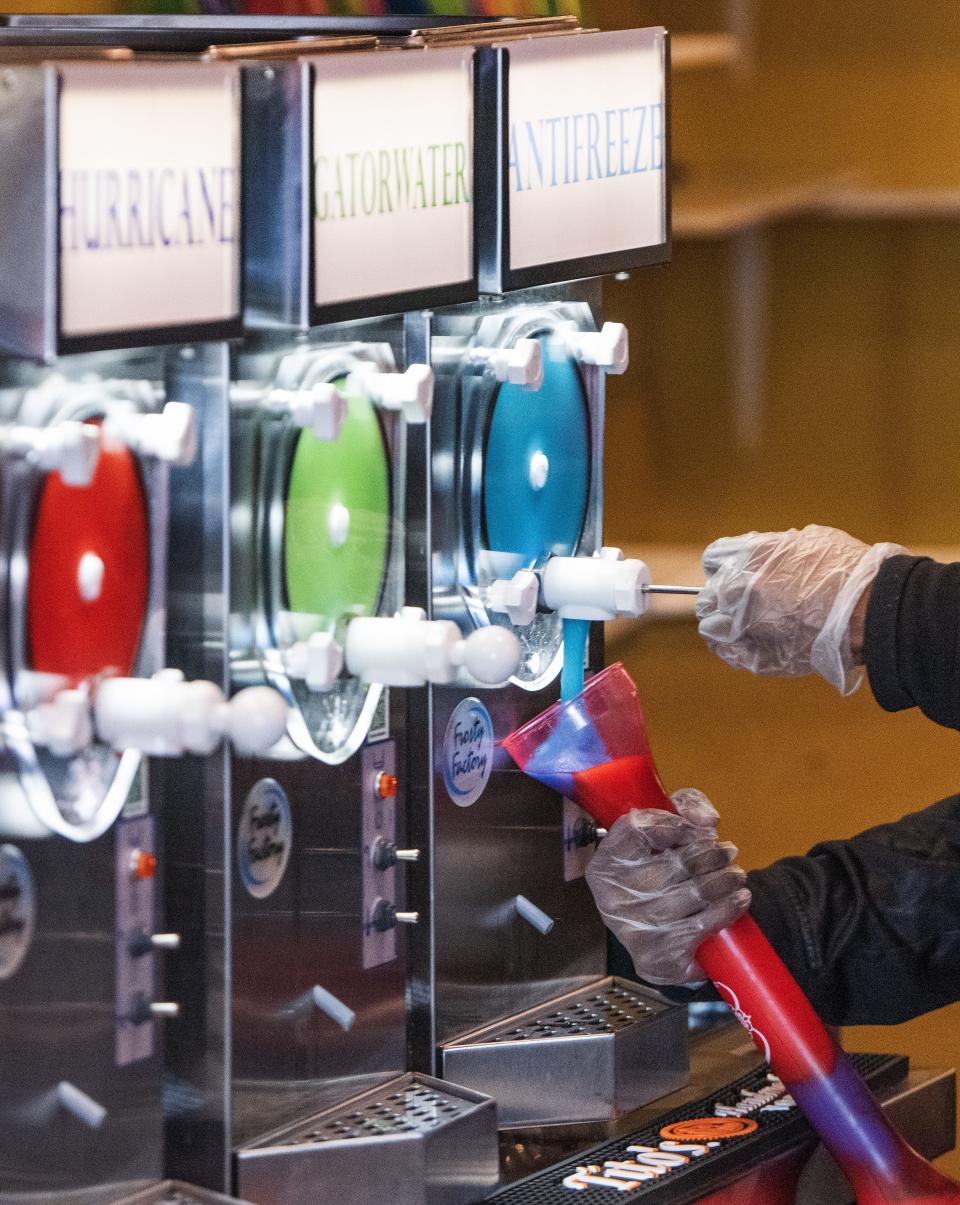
[[504, 663, 960, 1204]]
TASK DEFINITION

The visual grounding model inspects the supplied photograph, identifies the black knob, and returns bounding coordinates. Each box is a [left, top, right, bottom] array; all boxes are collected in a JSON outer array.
[[572, 818, 600, 849]]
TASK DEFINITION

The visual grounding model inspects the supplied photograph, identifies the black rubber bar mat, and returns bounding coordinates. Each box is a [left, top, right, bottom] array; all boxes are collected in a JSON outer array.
[[484, 1052, 908, 1204]]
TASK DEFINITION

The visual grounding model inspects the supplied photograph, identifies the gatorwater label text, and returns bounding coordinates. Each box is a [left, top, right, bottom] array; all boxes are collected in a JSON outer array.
[[314, 141, 469, 222]]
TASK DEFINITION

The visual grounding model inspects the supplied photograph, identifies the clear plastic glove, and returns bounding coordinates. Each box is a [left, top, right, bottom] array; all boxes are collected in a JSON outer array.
[[696, 525, 907, 694], [585, 789, 751, 986]]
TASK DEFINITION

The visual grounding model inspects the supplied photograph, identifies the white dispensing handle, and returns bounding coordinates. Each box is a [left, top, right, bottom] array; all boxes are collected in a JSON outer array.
[[93, 672, 288, 756], [540, 547, 651, 621], [0, 421, 101, 487], [562, 322, 629, 375], [488, 548, 653, 626], [244, 381, 349, 442], [487, 569, 540, 627], [273, 383, 349, 441], [347, 363, 434, 424], [27, 672, 289, 758], [343, 607, 520, 688], [471, 338, 544, 390], [283, 632, 345, 693], [103, 401, 198, 466]]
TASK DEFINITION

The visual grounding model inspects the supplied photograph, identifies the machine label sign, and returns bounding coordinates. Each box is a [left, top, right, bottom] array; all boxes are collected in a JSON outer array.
[[312, 47, 474, 306], [442, 698, 494, 808], [503, 27, 667, 270], [58, 61, 241, 337], [237, 779, 292, 900]]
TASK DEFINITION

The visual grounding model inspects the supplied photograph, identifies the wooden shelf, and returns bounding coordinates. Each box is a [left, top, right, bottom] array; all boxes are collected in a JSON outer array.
[[673, 169, 850, 238], [822, 186, 960, 220], [673, 170, 960, 238], [671, 32, 739, 72]]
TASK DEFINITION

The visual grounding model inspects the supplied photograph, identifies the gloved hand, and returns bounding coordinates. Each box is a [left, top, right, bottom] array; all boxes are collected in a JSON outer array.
[[585, 789, 751, 985], [696, 525, 907, 694]]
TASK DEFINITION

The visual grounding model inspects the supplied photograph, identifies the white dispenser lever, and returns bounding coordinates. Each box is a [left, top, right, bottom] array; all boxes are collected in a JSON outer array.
[[343, 607, 520, 688], [489, 548, 652, 625], [348, 363, 434, 424], [470, 338, 544, 389], [103, 401, 198, 466], [28, 672, 289, 758], [0, 421, 101, 486], [561, 321, 629, 375], [262, 382, 349, 441]]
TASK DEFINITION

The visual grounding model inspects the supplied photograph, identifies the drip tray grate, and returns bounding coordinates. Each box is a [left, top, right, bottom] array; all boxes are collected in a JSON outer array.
[[275, 1080, 476, 1144], [442, 978, 689, 1126], [488, 984, 657, 1042], [235, 1073, 499, 1205], [113, 1182, 252, 1204]]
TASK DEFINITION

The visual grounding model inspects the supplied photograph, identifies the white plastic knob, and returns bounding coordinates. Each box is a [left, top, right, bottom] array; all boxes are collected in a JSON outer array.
[[473, 339, 543, 389], [284, 632, 345, 692], [452, 626, 522, 685], [349, 363, 433, 424], [270, 382, 348, 441], [487, 569, 539, 627], [26, 689, 94, 757], [344, 608, 520, 687], [5, 422, 102, 486], [104, 401, 198, 466], [564, 322, 629, 375], [540, 547, 652, 620], [92, 672, 288, 756]]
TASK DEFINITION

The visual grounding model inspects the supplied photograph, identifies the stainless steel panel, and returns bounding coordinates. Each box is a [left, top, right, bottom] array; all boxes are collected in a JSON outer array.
[[235, 1073, 499, 1205], [0, 66, 56, 361], [164, 329, 415, 1190], [408, 284, 611, 1068], [241, 62, 310, 332], [0, 346, 189, 1201], [442, 978, 688, 1126]]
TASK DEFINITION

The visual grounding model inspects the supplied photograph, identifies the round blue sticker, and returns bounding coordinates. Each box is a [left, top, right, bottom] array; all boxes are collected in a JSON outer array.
[[443, 697, 494, 808]]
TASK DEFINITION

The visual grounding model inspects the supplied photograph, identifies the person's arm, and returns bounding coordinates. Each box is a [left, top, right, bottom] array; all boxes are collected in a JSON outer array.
[[863, 555, 960, 730], [748, 792, 960, 1025]]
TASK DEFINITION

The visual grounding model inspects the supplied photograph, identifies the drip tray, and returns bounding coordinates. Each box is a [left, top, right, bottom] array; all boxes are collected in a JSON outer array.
[[113, 1184, 252, 1204], [234, 1073, 499, 1205], [442, 977, 689, 1127]]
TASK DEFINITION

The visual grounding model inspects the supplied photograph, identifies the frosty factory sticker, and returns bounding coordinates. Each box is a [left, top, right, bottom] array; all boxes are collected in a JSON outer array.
[[442, 697, 494, 807]]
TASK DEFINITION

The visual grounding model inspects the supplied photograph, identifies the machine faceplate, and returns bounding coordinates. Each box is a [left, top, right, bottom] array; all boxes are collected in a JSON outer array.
[[28, 430, 150, 681]]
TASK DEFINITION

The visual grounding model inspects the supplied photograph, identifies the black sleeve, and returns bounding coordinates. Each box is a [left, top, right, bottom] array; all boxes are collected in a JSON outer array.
[[747, 794, 960, 1025], [865, 554, 960, 730]]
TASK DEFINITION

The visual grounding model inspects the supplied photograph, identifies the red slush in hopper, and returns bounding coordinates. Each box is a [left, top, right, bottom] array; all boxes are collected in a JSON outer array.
[[503, 663, 960, 1204]]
